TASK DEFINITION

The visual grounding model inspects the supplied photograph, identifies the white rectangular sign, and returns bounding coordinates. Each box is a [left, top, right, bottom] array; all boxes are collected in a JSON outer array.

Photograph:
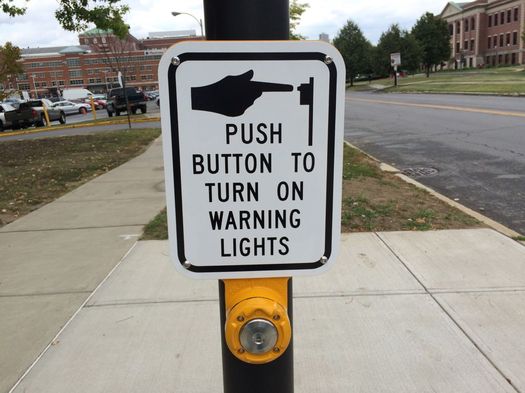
[[159, 41, 345, 279], [390, 52, 401, 67]]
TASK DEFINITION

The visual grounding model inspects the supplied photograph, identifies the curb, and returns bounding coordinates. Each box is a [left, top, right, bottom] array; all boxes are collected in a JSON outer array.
[[380, 90, 525, 97], [0, 116, 161, 139], [344, 140, 523, 239]]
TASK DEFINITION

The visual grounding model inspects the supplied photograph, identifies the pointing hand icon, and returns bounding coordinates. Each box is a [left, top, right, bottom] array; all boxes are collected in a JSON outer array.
[[191, 70, 293, 117]]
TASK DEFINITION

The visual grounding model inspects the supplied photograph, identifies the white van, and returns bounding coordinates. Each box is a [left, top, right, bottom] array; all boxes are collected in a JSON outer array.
[[62, 88, 94, 101]]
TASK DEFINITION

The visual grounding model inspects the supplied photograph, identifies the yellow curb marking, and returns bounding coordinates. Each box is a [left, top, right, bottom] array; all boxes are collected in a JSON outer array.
[[0, 117, 161, 138], [347, 97, 525, 118]]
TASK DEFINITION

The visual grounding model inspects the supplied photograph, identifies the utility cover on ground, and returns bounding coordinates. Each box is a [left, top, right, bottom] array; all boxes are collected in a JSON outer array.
[[159, 41, 345, 279]]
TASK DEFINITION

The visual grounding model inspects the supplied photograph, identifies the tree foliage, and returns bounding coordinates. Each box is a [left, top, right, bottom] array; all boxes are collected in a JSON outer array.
[[0, 0, 129, 38], [412, 12, 451, 76], [374, 24, 422, 76], [289, 0, 309, 40], [0, 42, 23, 100], [333, 20, 372, 86]]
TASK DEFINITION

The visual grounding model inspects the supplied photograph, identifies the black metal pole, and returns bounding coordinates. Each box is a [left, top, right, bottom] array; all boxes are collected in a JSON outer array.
[[203, 1, 293, 392]]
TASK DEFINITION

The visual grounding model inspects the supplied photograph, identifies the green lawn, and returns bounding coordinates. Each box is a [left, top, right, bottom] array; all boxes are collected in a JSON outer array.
[[353, 66, 525, 94]]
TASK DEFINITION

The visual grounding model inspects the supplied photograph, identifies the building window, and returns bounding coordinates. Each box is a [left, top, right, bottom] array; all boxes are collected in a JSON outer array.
[[500, 12, 505, 24], [486, 56, 490, 64], [487, 36, 491, 49], [513, 32, 518, 45], [464, 40, 468, 50], [18, 83, 30, 90], [499, 34, 504, 47], [514, 8, 519, 22], [494, 13, 498, 25], [488, 14, 492, 27], [471, 17, 475, 30], [507, 10, 511, 23], [69, 69, 83, 77], [498, 54, 503, 64], [449, 24, 453, 35], [66, 58, 81, 67], [456, 42, 460, 52], [456, 21, 460, 32], [59, 81, 65, 86], [70, 79, 84, 85], [504, 54, 509, 64], [511, 53, 516, 65], [464, 19, 469, 31], [93, 38, 98, 44], [469, 58, 473, 68], [506, 33, 511, 45], [470, 39, 475, 51]]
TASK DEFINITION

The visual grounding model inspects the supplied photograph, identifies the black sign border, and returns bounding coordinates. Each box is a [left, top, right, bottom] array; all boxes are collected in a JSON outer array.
[[168, 51, 337, 273]]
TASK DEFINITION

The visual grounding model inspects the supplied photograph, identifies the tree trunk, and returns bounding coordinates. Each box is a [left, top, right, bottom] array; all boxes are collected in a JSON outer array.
[[426, 65, 430, 78], [350, 75, 354, 87]]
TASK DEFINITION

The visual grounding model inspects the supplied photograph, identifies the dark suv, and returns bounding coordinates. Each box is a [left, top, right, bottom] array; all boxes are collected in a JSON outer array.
[[106, 87, 147, 117]]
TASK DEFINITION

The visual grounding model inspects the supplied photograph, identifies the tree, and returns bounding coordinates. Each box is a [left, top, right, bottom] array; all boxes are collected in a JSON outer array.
[[289, 0, 309, 40], [92, 28, 141, 128], [333, 20, 373, 86], [374, 24, 422, 77], [0, 0, 129, 38], [0, 42, 23, 101], [412, 12, 451, 77]]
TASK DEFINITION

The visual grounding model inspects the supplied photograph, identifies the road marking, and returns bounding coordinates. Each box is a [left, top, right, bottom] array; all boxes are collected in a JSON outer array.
[[346, 97, 525, 118]]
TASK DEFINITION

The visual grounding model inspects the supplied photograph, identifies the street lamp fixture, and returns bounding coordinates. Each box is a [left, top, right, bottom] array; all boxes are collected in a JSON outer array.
[[171, 11, 204, 37]]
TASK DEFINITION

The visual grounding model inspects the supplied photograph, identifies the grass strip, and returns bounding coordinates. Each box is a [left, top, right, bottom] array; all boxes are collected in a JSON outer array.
[[0, 128, 160, 226], [142, 143, 482, 239]]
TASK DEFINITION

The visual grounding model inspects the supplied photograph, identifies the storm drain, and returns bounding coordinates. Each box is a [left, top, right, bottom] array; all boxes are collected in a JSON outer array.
[[401, 167, 439, 178]]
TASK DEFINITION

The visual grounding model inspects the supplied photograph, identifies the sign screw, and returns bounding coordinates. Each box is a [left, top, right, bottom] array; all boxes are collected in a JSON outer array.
[[238, 348, 245, 354], [237, 315, 245, 322], [320, 256, 328, 265], [171, 57, 181, 66], [324, 56, 333, 65], [273, 315, 280, 321], [273, 347, 280, 353], [183, 260, 191, 269]]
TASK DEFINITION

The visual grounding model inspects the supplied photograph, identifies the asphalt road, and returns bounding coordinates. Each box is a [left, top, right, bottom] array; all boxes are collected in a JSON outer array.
[[0, 101, 160, 142], [345, 91, 525, 235]]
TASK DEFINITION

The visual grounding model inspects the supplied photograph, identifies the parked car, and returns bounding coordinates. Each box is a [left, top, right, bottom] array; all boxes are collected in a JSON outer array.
[[145, 91, 158, 101], [25, 99, 67, 126], [51, 100, 91, 115], [84, 94, 107, 109], [0, 102, 38, 130], [62, 88, 95, 101], [106, 87, 147, 117]]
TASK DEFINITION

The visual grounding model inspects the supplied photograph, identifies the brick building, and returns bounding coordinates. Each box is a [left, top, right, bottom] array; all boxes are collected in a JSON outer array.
[[9, 29, 200, 98], [440, 0, 525, 68]]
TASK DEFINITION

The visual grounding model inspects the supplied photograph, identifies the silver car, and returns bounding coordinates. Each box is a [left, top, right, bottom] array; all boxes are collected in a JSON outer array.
[[51, 100, 92, 115]]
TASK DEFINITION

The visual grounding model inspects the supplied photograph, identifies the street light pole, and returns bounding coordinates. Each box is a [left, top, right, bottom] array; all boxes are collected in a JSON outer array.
[[31, 74, 37, 99], [171, 11, 204, 37]]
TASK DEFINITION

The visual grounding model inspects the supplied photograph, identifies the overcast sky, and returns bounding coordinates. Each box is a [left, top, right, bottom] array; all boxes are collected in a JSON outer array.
[[0, 0, 446, 49]]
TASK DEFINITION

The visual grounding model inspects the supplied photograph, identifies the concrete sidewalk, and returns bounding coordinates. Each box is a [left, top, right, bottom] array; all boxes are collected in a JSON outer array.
[[8, 228, 525, 392], [0, 138, 166, 393]]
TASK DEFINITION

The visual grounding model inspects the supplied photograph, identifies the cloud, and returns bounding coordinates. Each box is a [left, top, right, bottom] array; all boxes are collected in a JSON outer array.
[[0, 0, 446, 47]]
